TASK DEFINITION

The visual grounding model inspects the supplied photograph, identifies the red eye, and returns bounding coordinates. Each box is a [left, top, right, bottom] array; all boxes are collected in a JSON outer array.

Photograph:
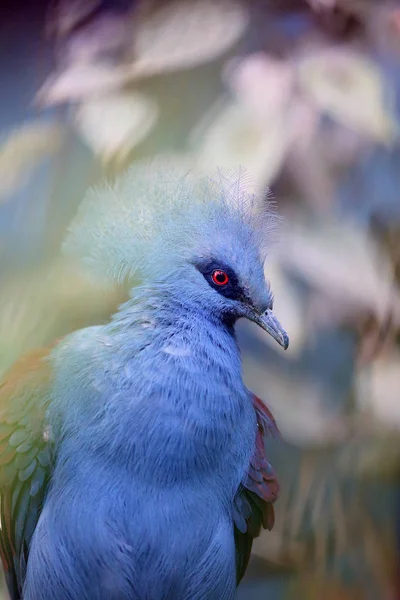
[[211, 269, 229, 286]]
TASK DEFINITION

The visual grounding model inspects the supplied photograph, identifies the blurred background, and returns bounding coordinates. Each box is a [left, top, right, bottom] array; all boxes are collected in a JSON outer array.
[[1, 0, 400, 598]]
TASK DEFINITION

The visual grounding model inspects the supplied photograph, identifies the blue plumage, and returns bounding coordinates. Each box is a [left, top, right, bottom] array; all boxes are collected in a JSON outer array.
[[0, 163, 288, 599]]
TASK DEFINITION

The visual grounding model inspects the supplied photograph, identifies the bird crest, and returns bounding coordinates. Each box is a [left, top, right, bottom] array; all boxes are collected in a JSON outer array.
[[64, 159, 279, 285]]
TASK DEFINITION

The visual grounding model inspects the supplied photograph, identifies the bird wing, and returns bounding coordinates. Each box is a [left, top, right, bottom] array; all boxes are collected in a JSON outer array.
[[0, 346, 55, 600], [233, 394, 280, 583]]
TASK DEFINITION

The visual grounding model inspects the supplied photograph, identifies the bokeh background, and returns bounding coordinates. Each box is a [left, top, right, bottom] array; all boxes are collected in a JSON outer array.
[[1, 0, 400, 598]]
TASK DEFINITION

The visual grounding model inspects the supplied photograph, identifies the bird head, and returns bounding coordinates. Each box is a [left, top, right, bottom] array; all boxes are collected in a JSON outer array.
[[64, 160, 288, 350]]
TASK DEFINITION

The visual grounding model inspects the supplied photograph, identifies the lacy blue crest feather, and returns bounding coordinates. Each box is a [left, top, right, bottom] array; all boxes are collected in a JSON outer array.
[[63, 160, 279, 285]]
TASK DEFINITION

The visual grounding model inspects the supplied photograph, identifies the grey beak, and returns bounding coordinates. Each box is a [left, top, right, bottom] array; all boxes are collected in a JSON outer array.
[[251, 309, 289, 350]]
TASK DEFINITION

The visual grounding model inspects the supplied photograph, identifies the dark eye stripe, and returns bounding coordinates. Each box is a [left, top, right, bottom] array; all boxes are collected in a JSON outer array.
[[196, 260, 247, 301]]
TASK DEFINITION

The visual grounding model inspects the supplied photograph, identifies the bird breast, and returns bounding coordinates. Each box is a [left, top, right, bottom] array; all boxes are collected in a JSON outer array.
[[50, 321, 256, 494]]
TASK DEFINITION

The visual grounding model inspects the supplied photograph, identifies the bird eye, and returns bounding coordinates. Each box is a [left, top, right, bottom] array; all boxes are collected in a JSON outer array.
[[211, 269, 229, 286]]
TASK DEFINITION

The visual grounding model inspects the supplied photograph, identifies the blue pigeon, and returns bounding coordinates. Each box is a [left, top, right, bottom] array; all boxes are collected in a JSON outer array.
[[0, 164, 288, 600]]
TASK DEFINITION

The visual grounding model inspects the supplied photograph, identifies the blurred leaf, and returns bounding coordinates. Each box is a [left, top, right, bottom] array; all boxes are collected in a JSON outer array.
[[193, 101, 290, 188], [193, 54, 307, 189], [356, 351, 400, 430], [38, 0, 249, 106], [365, 4, 400, 56], [59, 12, 134, 67], [46, 0, 102, 38], [225, 53, 295, 116], [0, 121, 64, 201], [74, 92, 159, 164], [36, 63, 132, 106], [277, 217, 400, 329], [298, 47, 398, 143], [129, 0, 249, 78], [307, 0, 337, 9]]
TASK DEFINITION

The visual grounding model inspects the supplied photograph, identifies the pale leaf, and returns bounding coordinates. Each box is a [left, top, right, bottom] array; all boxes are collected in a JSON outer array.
[[356, 352, 400, 430], [194, 53, 318, 189], [193, 101, 291, 190], [129, 0, 249, 78], [277, 218, 400, 327], [60, 13, 134, 67], [38, 1, 248, 105], [36, 64, 131, 106], [46, 0, 102, 37], [223, 53, 294, 117], [307, 0, 337, 10], [73, 91, 158, 163], [297, 47, 398, 142], [0, 121, 64, 202]]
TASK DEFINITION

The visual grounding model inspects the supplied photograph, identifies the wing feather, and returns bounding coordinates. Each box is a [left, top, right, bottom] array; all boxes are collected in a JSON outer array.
[[0, 346, 55, 600], [234, 394, 280, 583]]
